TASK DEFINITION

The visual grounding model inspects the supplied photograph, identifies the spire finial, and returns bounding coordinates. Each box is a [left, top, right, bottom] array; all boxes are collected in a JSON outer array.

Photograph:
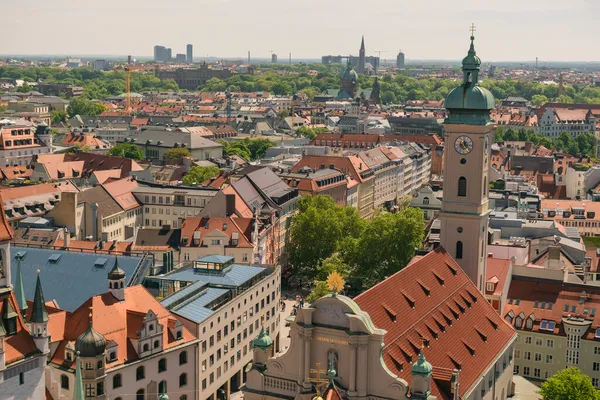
[[470, 23, 476, 37]]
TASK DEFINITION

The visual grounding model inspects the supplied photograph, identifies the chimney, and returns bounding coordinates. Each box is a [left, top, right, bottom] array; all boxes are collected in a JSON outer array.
[[547, 244, 562, 270], [63, 227, 71, 248], [225, 194, 236, 217]]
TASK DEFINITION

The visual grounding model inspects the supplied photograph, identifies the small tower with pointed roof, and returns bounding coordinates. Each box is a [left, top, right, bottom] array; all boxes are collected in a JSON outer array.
[[108, 257, 126, 301], [30, 271, 50, 354], [14, 255, 27, 319], [410, 346, 433, 399], [0, 316, 6, 370], [76, 311, 107, 396], [251, 325, 273, 367], [74, 351, 85, 400], [358, 36, 366, 75]]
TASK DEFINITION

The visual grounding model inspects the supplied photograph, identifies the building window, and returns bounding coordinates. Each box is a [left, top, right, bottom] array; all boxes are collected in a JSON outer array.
[[143, 343, 149, 352], [85, 384, 95, 397], [180, 373, 188, 387], [458, 177, 467, 197], [136, 366, 145, 381], [97, 382, 104, 396], [61, 375, 69, 389], [86, 362, 94, 370], [158, 358, 167, 373], [423, 197, 429, 205], [456, 241, 463, 259], [534, 368, 541, 378], [523, 366, 530, 376], [594, 362, 600, 372], [546, 355, 553, 364], [159, 381, 167, 395], [154, 340, 160, 349], [180, 351, 188, 365], [136, 389, 145, 400], [113, 373, 122, 388]]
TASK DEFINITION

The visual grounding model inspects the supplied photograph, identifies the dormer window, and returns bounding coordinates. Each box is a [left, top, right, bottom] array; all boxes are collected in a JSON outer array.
[[66, 351, 73, 362]]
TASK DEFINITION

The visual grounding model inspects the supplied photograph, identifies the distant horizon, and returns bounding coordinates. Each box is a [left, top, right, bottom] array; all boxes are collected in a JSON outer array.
[[3, 54, 600, 68], [4, 1, 600, 63]]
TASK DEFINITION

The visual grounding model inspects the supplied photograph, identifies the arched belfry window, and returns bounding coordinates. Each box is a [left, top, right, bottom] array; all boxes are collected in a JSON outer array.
[[456, 241, 463, 259], [458, 177, 467, 197]]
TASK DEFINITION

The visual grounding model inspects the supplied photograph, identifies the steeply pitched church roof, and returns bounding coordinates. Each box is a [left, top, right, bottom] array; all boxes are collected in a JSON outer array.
[[354, 247, 516, 399]]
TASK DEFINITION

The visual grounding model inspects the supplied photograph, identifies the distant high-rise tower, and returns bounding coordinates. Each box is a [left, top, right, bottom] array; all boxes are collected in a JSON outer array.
[[396, 51, 405, 68], [248, 51, 251, 64], [271, 53, 278, 63], [154, 45, 172, 62], [187, 44, 193, 63], [358, 36, 366, 74]]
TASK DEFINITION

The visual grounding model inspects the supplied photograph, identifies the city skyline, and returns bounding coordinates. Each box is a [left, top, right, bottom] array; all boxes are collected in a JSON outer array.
[[5, 0, 600, 62]]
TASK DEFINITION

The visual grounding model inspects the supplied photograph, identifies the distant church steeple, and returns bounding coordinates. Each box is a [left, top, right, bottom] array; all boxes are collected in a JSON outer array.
[[358, 36, 366, 75]]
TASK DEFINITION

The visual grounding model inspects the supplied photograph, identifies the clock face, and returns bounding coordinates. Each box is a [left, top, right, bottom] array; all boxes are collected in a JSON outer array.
[[455, 136, 473, 155]]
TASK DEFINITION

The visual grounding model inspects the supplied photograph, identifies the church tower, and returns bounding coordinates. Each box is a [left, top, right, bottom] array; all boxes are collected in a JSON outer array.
[[439, 30, 495, 292], [358, 36, 366, 74]]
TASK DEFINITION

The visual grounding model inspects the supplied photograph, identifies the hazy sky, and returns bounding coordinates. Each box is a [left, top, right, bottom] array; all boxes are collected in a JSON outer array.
[[6, 0, 600, 61]]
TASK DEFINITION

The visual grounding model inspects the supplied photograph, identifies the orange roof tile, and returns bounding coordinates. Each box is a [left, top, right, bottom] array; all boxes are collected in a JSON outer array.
[[354, 248, 516, 398], [49, 286, 196, 369]]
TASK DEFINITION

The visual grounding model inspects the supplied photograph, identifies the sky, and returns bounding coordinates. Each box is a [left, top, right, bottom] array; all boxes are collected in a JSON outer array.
[[5, 0, 600, 62]]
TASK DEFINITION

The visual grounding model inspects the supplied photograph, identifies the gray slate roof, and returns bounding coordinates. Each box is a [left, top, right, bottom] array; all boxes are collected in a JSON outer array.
[[161, 281, 230, 323], [158, 263, 266, 288], [10, 246, 149, 311]]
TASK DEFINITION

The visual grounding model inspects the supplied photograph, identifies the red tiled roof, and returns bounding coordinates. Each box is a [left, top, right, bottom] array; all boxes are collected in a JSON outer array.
[[49, 286, 195, 369], [103, 178, 141, 211], [2, 291, 39, 365], [180, 216, 253, 248], [504, 277, 600, 340], [486, 257, 512, 297], [354, 247, 516, 399]]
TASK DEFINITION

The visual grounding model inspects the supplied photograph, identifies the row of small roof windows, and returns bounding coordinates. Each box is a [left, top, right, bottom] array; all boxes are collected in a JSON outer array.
[[563, 304, 597, 316]]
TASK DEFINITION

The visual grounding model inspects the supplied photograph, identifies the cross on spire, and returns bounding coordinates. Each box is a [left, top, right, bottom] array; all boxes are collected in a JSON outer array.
[[469, 23, 476, 37]]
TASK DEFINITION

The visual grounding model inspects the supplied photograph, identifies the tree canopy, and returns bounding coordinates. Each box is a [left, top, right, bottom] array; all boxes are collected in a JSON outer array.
[[495, 127, 596, 157], [165, 147, 191, 161], [67, 97, 107, 117], [288, 195, 425, 295], [219, 138, 274, 161], [295, 126, 329, 140], [539, 367, 600, 400], [108, 143, 144, 160], [182, 166, 220, 185]]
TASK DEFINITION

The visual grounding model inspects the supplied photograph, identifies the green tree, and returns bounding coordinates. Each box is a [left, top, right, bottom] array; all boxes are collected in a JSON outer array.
[[51, 110, 67, 123], [494, 127, 504, 143], [342, 208, 424, 289], [182, 166, 220, 185], [556, 94, 574, 104], [296, 126, 318, 140], [381, 91, 397, 104], [67, 144, 91, 154], [165, 147, 192, 161], [247, 138, 275, 160], [220, 140, 252, 161], [306, 281, 331, 303], [531, 94, 549, 105], [67, 97, 107, 117], [576, 132, 597, 156], [288, 195, 364, 281], [503, 128, 518, 141], [108, 143, 144, 160], [539, 367, 600, 400], [315, 253, 351, 281]]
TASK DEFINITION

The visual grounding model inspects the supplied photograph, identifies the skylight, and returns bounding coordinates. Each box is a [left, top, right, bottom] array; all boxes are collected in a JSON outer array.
[[595, 328, 600, 339], [48, 253, 62, 263], [94, 257, 108, 268]]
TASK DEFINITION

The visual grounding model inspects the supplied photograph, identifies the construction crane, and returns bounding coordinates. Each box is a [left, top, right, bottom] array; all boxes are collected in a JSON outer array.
[[114, 63, 148, 113]]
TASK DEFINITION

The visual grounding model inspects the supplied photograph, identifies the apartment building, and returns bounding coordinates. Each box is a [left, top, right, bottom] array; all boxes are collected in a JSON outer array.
[[180, 216, 256, 263], [133, 184, 220, 229], [291, 155, 375, 219], [5, 102, 51, 125], [0, 122, 51, 167], [359, 147, 400, 209], [540, 199, 600, 237], [156, 255, 281, 400], [538, 107, 596, 139], [506, 272, 600, 387], [277, 168, 347, 206], [44, 278, 199, 400], [0, 182, 79, 228], [48, 178, 142, 241]]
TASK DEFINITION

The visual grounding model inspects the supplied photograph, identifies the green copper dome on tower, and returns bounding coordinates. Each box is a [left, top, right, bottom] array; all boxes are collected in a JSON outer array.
[[341, 58, 358, 82], [445, 33, 495, 125], [411, 348, 432, 376], [251, 326, 273, 350]]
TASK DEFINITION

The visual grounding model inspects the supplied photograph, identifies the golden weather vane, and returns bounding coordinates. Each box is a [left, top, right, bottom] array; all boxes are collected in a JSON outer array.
[[470, 23, 476, 36]]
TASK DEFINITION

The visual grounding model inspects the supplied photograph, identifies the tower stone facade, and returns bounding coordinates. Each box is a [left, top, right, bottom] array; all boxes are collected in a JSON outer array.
[[439, 34, 495, 292]]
